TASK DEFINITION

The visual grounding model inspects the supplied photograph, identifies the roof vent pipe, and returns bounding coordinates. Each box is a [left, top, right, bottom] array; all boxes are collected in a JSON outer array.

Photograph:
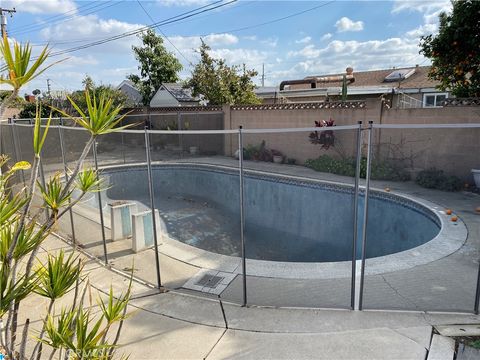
[[279, 67, 355, 91]]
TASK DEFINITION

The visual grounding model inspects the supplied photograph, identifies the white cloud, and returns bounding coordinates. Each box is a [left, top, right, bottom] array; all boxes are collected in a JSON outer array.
[[167, 33, 238, 53], [296, 36, 312, 44], [1, 0, 76, 14], [287, 45, 320, 59], [243, 35, 257, 41], [321, 33, 332, 41], [406, 23, 438, 38], [394, 0, 452, 40], [208, 48, 268, 67], [40, 15, 144, 54], [335, 17, 364, 32], [279, 36, 427, 83], [60, 55, 99, 67], [391, 0, 451, 16], [261, 37, 278, 48], [203, 33, 239, 46]]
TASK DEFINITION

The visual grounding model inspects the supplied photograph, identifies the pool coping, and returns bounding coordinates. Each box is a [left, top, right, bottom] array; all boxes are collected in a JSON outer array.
[[95, 161, 468, 280]]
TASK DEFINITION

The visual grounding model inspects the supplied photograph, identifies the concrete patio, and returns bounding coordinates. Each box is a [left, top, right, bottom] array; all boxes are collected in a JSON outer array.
[[23, 234, 480, 359], [52, 155, 480, 313]]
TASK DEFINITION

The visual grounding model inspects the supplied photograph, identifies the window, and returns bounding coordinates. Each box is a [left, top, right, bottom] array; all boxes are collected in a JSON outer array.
[[423, 93, 448, 107]]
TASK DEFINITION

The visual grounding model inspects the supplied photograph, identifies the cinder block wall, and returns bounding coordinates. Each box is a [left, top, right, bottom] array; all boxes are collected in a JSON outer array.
[[226, 101, 480, 180]]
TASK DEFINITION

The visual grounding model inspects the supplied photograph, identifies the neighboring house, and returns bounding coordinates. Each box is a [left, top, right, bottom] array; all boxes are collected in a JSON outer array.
[[257, 66, 448, 108], [117, 80, 142, 106], [149, 83, 200, 107]]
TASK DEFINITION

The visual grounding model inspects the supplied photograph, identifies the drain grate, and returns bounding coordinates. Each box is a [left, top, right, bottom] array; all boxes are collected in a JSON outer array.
[[195, 274, 224, 289]]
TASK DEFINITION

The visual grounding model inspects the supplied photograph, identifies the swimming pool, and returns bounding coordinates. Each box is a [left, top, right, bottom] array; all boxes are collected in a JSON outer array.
[[101, 163, 442, 264]]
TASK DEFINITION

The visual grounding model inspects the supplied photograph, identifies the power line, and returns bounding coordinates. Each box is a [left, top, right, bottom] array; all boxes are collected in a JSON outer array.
[[47, 1, 236, 57], [0, 0, 234, 74], [136, 0, 194, 67], [10, 1, 107, 33], [10, 1, 124, 37], [31, 0, 252, 48], [200, 1, 335, 37]]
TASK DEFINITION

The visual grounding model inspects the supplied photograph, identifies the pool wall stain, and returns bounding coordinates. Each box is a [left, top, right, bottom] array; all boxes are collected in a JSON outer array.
[[101, 164, 441, 263]]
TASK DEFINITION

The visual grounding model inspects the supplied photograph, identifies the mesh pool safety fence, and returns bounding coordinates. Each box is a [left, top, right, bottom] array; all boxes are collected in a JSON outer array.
[[1, 118, 479, 313]]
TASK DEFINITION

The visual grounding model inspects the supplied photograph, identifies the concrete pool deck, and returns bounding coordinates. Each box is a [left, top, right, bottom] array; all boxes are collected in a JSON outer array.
[[26, 234, 480, 359], [62, 155, 480, 313], [24, 154, 480, 358]]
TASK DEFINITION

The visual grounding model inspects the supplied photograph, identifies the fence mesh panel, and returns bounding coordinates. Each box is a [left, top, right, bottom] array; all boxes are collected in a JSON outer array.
[[222, 128, 359, 308], [2, 119, 479, 312], [362, 126, 480, 312]]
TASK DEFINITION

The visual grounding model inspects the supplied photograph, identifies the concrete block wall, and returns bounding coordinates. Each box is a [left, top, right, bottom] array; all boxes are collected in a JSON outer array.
[[224, 101, 480, 180]]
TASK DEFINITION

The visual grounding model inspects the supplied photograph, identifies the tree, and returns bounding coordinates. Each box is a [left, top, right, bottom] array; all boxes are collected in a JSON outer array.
[[419, 0, 480, 98], [68, 75, 130, 114], [186, 41, 260, 105], [18, 101, 62, 119], [128, 29, 182, 105]]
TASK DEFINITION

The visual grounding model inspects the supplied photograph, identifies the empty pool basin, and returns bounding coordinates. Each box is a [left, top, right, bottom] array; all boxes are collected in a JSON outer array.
[[97, 163, 451, 262]]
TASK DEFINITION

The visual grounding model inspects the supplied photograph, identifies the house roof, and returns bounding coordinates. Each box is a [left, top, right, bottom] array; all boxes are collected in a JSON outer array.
[[161, 83, 199, 102], [117, 79, 138, 90], [287, 66, 439, 91]]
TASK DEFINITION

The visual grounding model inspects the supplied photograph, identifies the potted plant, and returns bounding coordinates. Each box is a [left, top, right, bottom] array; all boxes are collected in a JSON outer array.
[[271, 149, 284, 164], [309, 119, 335, 149]]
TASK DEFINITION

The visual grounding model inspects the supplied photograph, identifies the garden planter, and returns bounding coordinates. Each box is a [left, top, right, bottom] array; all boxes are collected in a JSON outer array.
[[189, 146, 199, 155], [472, 169, 480, 188], [273, 155, 283, 164]]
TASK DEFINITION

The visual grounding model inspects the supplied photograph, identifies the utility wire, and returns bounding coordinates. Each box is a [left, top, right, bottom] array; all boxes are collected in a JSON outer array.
[[11, 1, 123, 37], [0, 0, 232, 73], [200, 0, 335, 36], [136, 0, 194, 67], [47, 0, 235, 57], [31, 0, 251, 48], [9, 1, 108, 33]]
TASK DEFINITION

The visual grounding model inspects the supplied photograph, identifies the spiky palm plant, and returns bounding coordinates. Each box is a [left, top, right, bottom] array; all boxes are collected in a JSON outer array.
[[0, 36, 133, 360], [31, 251, 83, 359], [52, 90, 131, 201], [0, 34, 56, 118]]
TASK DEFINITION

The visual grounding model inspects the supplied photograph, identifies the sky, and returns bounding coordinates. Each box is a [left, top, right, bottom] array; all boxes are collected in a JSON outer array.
[[0, 0, 452, 95]]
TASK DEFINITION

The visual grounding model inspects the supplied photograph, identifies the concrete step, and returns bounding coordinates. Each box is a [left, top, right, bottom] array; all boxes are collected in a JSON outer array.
[[427, 334, 455, 360]]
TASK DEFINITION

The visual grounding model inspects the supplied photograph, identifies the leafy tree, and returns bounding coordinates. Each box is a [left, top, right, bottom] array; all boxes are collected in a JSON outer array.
[[419, 0, 480, 97], [128, 29, 183, 105], [186, 41, 260, 105], [18, 101, 62, 119], [67, 75, 130, 114]]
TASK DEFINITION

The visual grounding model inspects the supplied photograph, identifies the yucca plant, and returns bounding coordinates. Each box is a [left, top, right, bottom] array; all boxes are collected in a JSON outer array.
[[31, 251, 83, 359], [75, 168, 105, 194], [0, 263, 37, 317], [0, 222, 47, 263], [53, 90, 132, 200], [40, 308, 75, 360], [0, 36, 133, 360], [0, 34, 57, 118], [34, 251, 83, 301], [40, 278, 132, 360], [37, 174, 74, 218]]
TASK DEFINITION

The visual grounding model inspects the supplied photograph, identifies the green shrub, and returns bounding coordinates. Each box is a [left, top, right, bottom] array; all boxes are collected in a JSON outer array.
[[415, 168, 463, 191], [305, 155, 410, 181]]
